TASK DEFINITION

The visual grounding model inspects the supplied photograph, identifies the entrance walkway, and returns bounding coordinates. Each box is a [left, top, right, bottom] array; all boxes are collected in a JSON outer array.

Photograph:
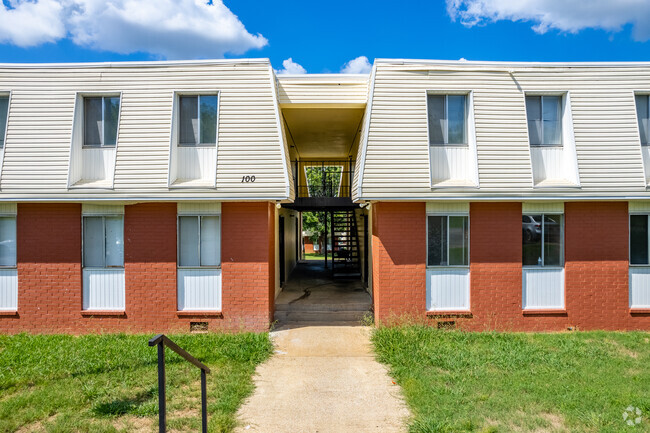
[[234, 325, 410, 432], [274, 261, 372, 323]]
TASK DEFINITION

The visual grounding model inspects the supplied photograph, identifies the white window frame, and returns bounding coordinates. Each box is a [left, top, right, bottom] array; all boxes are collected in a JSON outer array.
[[82, 214, 124, 269], [177, 214, 221, 269], [82, 95, 121, 148], [177, 93, 220, 147], [524, 93, 564, 147], [426, 212, 470, 269], [426, 92, 468, 146], [522, 212, 564, 268], [634, 93, 650, 146]]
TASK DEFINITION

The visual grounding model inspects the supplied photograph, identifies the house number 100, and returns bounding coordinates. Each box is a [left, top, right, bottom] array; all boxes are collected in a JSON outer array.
[[241, 175, 256, 183]]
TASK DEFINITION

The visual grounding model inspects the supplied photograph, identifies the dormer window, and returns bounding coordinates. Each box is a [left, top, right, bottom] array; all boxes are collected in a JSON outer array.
[[83, 96, 120, 147], [179, 95, 218, 146], [427, 94, 467, 145], [525, 95, 562, 146], [0, 95, 8, 148], [636, 94, 649, 146]]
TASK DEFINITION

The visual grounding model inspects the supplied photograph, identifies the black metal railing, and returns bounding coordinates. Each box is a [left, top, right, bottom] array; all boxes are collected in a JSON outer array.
[[149, 334, 211, 433], [293, 159, 355, 198]]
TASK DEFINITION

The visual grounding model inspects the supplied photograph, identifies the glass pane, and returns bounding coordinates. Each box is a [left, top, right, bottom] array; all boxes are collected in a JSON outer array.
[[630, 215, 649, 265], [448, 216, 469, 265], [199, 95, 218, 144], [84, 97, 103, 146], [526, 96, 542, 145], [200, 216, 220, 266], [105, 216, 124, 267], [179, 216, 199, 266], [427, 215, 447, 266], [522, 214, 542, 265], [447, 95, 466, 144], [83, 217, 104, 267], [427, 95, 445, 145], [542, 96, 562, 145], [544, 214, 563, 266], [103, 97, 120, 146], [0, 96, 8, 148], [0, 217, 16, 267], [179, 96, 199, 145], [636, 95, 649, 146]]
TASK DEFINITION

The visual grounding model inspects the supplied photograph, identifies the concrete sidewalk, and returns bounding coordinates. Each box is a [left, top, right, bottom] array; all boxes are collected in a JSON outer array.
[[235, 324, 410, 433]]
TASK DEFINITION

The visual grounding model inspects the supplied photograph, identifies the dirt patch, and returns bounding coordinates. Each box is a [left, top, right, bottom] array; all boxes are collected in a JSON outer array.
[[607, 339, 639, 359], [15, 414, 57, 433], [112, 415, 154, 433]]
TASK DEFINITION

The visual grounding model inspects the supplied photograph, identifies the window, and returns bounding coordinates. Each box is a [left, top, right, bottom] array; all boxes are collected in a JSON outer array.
[[83, 216, 124, 268], [427, 94, 467, 145], [630, 214, 650, 265], [83, 96, 120, 147], [525, 95, 562, 146], [179, 95, 218, 146], [0, 96, 8, 148], [427, 215, 469, 266], [522, 214, 563, 266], [178, 215, 221, 267], [636, 94, 649, 146], [0, 216, 16, 267]]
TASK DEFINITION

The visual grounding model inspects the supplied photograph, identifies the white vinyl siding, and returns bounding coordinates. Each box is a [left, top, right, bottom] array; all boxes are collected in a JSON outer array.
[[82, 213, 125, 310], [522, 268, 565, 310], [177, 212, 221, 311], [0, 60, 288, 200], [0, 214, 17, 311], [358, 61, 650, 199]]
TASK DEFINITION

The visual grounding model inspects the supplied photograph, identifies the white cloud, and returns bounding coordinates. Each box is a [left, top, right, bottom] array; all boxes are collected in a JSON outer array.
[[0, 0, 268, 59], [447, 0, 650, 41], [340, 56, 372, 74], [276, 58, 306, 74]]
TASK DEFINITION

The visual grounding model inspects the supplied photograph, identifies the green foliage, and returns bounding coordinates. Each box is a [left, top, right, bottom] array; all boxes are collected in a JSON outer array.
[[0, 332, 272, 433], [372, 326, 650, 433]]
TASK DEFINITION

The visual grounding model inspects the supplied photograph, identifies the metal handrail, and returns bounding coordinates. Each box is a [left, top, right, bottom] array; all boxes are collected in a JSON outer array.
[[149, 334, 211, 433]]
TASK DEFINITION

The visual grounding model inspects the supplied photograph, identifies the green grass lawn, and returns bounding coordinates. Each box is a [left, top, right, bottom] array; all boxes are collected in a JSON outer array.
[[372, 326, 650, 433], [0, 332, 272, 433], [304, 252, 325, 261]]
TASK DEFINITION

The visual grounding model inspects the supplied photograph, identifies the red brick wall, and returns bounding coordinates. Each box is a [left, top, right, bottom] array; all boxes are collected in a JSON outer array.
[[372, 202, 426, 322], [0, 202, 274, 334]]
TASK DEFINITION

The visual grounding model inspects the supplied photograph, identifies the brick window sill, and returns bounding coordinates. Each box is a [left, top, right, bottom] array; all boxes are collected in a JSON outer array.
[[0, 310, 18, 316], [81, 310, 126, 317], [522, 309, 567, 316], [427, 310, 472, 317], [629, 308, 650, 314], [176, 311, 223, 317]]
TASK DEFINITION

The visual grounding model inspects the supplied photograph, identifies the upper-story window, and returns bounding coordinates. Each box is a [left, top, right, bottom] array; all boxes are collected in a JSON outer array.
[[0, 95, 8, 148], [84, 96, 120, 147], [427, 94, 467, 145], [179, 95, 218, 146], [636, 94, 649, 146], [525, 95, 562, 146]]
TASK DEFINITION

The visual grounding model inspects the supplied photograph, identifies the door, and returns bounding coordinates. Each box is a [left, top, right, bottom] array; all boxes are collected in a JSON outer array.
[[279, 216, 286, 286]]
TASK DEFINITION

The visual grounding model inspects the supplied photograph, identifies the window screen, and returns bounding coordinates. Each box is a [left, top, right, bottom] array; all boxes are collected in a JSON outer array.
[[179, 215, 221, 267], [522, 214, 563, 266], [636, 95, 649, 146], [526, 95, 562, 146], [427, 215, 469, 266], [631, 214, 650, 265], [179, 95, 218, 146], [83, 216, 124, 268], [0, 217, 16, 267], [84, 96, 120, 147], [427, 94, 467, 145], [0, 96, 8, 148]]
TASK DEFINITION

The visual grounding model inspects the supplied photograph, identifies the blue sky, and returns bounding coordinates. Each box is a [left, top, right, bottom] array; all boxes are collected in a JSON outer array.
[[1, 0, 650, 73]]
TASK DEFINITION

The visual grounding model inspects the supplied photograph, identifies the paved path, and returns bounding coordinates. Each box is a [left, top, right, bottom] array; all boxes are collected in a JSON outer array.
[[235, 324, 410, 433]]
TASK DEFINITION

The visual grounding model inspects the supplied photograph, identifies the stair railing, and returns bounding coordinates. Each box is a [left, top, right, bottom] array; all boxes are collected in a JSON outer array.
[[149, 334, 211, 433]]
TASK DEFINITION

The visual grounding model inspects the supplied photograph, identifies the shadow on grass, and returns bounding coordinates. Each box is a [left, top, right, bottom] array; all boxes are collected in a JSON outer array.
[[92, 387, 158, 417]]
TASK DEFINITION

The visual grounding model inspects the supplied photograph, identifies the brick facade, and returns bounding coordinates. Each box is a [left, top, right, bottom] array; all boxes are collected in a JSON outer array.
[[371, 201, 650, 331], [0, 202, 275, 334]]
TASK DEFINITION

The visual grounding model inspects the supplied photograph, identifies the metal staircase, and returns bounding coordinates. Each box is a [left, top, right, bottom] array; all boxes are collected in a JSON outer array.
[[331, 210, 361, 278]]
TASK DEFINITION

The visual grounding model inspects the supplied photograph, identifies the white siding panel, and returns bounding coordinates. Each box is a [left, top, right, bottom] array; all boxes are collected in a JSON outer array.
[[178, 268, 222, 311], [426, 201, 469, 213], [629, 267, 650, 308], [641, 146, 650, 185], [426, 268, 470, 311], [177, 202, 221, 215], [522, 268, 564, 309], [175, 146, 216, 183], [0, 269, 17, 310], [82, 268, 125, 310], [522, 202, 564, 214], [277, 76, 368, 105], [81, 147, 116, 181]]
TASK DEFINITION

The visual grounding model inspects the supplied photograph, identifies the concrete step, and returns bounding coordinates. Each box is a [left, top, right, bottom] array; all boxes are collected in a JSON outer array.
[[274, 309, 371, 323], [275, 301, 371, 312]]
